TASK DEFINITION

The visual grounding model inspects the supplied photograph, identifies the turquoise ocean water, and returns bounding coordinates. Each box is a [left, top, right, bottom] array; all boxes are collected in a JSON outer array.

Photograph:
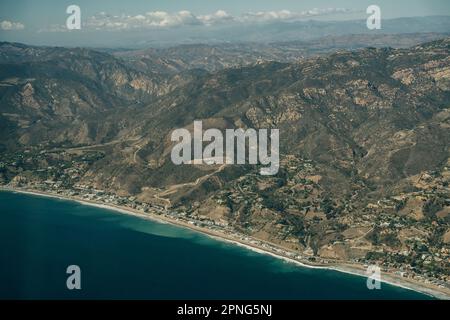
[[0, 191, 431, 299]]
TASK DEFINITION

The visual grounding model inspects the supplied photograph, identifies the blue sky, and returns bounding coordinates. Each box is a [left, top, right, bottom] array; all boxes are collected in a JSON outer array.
[[1, 0, 449, 28], [0, 0, 449, 47]]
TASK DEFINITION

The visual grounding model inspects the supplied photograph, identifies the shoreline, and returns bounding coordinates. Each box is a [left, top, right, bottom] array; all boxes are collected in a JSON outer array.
[[1, 186, 449, 300]]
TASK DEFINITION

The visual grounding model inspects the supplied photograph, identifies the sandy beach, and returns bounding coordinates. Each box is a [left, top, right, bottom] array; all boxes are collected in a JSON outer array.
[[1, 186, 449, 300]]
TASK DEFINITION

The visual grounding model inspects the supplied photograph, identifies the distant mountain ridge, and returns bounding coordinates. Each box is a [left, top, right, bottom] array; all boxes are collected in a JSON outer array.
[[1, 15, 450, 47], [115, 33, 449, 73]]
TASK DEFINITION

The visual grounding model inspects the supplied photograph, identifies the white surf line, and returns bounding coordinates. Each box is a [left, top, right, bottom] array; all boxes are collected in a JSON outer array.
[[1, 187, 447, 299]]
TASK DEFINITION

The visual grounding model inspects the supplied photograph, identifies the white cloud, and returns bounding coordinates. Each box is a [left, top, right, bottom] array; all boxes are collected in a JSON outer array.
[[38, 24, 66, 33], [198, 10, 234, 26], [85, 8, 354, 30], [240, 8, 352, 23], [39, 8, 354, 32], [85, 10, 203, 30], [240, 10, 295, 23], [0, 20, 25, 30]]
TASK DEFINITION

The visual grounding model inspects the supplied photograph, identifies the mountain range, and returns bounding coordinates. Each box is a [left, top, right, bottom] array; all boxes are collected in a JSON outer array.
[[0, 34, 449, 285]]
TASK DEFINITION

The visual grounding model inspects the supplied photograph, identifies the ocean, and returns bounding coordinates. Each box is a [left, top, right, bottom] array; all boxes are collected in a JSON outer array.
[[0, 191, 431, 299]]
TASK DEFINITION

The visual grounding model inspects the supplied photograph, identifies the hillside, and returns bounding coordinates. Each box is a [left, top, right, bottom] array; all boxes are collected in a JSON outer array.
[[0, 38, 449, 286]]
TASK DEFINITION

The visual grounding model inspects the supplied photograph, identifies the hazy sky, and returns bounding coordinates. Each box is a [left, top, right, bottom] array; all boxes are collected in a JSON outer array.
[[1, 0, 449, 47]]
